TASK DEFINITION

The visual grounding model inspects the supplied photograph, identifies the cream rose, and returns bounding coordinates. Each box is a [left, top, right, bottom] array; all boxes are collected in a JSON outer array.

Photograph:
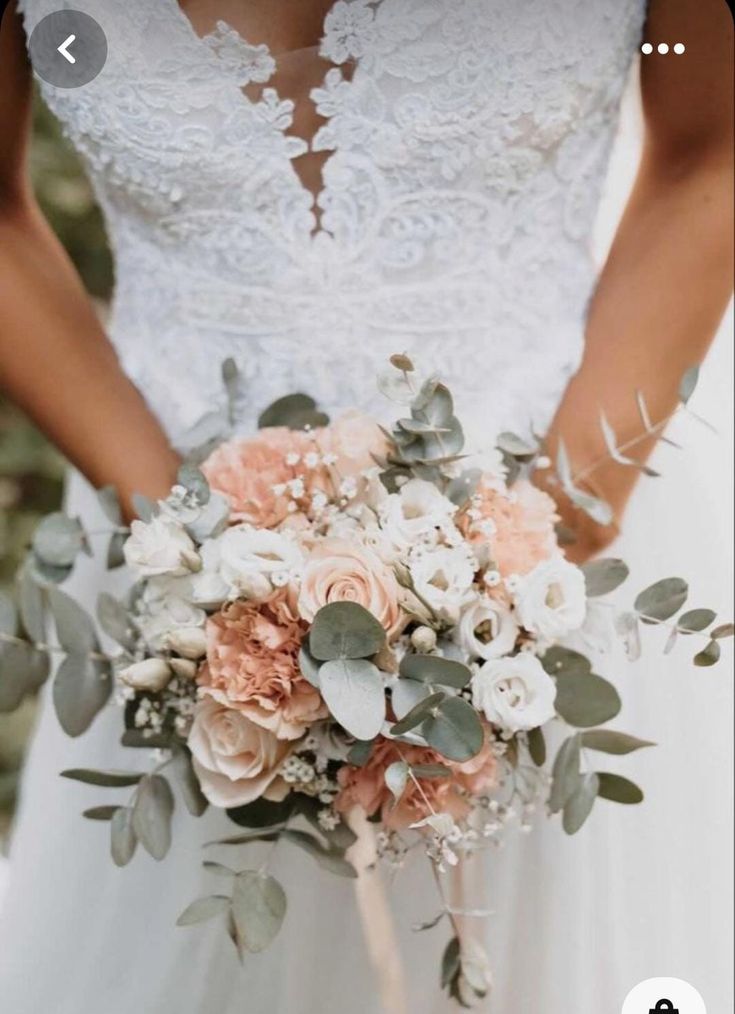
[[513, 557, 587, 638], [297, 537, 404, 638], [123, 516, 199, 578], [408, 545, 475, 623], [218, 526, 303, 601], [456, 597, 519, 661], [188, 697, 292, 807], [471, 654, 556, 733]]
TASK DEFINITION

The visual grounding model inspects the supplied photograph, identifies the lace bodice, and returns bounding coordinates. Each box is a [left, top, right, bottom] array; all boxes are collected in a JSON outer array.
[[19, 0, 645, 446]]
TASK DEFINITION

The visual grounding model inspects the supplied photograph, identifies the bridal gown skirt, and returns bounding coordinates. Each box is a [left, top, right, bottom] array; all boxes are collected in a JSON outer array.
[[0, 333, 732, 1014]]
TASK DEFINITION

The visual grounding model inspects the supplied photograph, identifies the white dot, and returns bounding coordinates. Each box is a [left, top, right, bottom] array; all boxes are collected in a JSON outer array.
[[658, 43, 669, 54], [674, 43, 686, 55], [641, 42, 653, 55]]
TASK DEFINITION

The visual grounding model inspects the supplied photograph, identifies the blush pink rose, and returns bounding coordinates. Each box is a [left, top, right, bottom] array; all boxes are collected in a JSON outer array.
[[297, 537, 405, 639], [200, 592, 326, 740], [460, 479, 558, 577], [188, 697, 292, 808], [335, 733, 497, 831], [202, 428, 313, 528]]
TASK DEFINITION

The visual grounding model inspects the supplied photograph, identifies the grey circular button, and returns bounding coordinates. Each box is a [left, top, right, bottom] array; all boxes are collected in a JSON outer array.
[[28, 10, 107, 89]]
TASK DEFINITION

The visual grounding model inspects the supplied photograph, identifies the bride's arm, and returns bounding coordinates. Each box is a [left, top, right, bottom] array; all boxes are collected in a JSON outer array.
[[545, 0, 733, 562], [0, 4, 179, 518]]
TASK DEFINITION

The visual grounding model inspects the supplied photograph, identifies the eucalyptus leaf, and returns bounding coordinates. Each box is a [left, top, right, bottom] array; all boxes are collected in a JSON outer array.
[[554, 670, 621, 728], [0, 641, 33, 712], [440, 936, 461, 990], [203, 861, 237, 877], [310, 602, 386, 661], [694, 640, 721, 667], [390, 691, 445, 736], [0, 592, 17, 637], [614, 611, 642, 661], [177, 895, 231, 927], [53, 654, 112, 737], [422, 696, 483, 763], [527, 726, 546, 767], [346, 739, 374, 767], [541, 646, 592, 678], [634, 578, 688, 622], [106, 532, 127, 569], [281, 829, 357, 878], [110, 806, 137, 866], [32, 513, 85, 568], [496, 432, 537, 457], [446, 468, 482, 507], [96, 592, 135, 649], [319, 658, 386, 740], [132, 775, 174, 860], [549, 734, 581, 813], [562, 772, 599, 834], [580, 730, 655, 755], [411, 763, 452, 778], [49, 588, 98, 655], [391, 676, 432, 720], [581, 558, 629, 597], [258, 393, 328, 432], [711, 622, 734, 639], [171, 747, 209, 816], [596, 772, 644, 804], [297, 644, 321, 688], [231, 871, 287, 953], [677, 609, 716, 633], [97, 485, 122, 524], [399, 654, 472, 689], [679, 364, 699, 404], [227, 797, 295, 829], [83, 805, 121, 821], [222, 357, 240, 426], [131, 493, 156, 522], [17, 569, 46, 643], [384, 761, 409, 805], [61, 768, 144, 788], [177, 464, 210, 505]]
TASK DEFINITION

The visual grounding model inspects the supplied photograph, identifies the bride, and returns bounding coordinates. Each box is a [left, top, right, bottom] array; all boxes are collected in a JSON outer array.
[[0, 1, 732, 1011]]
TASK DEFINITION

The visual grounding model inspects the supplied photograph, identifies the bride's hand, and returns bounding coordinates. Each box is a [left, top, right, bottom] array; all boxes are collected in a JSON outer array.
[[541, 0, 733, 564]]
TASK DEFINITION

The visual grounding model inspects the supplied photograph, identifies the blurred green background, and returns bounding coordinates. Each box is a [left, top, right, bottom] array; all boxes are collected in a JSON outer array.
[[0, 93, 112, 838]]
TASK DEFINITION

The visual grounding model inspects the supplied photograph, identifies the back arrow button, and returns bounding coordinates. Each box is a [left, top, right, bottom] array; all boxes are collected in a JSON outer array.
[[57, 34, 77, 64]]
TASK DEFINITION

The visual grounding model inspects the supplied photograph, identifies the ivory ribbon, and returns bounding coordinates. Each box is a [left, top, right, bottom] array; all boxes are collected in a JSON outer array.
[[348, 808, 409, 1014]]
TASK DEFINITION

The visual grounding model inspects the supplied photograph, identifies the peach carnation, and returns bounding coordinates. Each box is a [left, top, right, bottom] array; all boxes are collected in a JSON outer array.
[[315, 410, 389, 474], [200, 592, 326, 740], [297, 537, 406, 639], [202, 427, 313, 528], [335, 733, 497, 831], [460, 478, 558, 577]]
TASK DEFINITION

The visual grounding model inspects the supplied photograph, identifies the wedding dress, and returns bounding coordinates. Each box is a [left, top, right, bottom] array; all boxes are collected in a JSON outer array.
[[1, 1, 732, 1012]]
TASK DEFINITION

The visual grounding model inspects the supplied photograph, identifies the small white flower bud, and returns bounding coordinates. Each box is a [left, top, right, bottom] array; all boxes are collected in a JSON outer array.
[[118, 658, 171, 693], [410, 625, 437, 653], [169, 657, 198, 680], [165, 626, 208, 660]]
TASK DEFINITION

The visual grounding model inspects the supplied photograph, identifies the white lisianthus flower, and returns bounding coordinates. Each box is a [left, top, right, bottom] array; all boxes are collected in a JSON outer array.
[[118, 657, 172, 693], [408, 544, 475, 623], [456, 597, 519, 661], [380, 479, 457, 554], [218, 525, 303, 600], [513, 556, 587, 638], [471, 654, 556, 733], [123, 516, 199, 578]]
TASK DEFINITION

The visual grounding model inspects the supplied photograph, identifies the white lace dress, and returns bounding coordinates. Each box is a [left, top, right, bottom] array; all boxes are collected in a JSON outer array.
[[1, 2, 732, 1012]]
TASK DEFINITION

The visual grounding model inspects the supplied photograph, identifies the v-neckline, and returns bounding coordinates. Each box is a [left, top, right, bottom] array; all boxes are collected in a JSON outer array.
[[165, 0, 374, 242]]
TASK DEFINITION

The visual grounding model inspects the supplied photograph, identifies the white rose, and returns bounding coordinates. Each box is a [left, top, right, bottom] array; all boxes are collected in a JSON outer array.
[[118, 657, 172, 693], [456, 597, 519, 661], [513, 557, 587, 639], [138, 588, 206, 652], [123, 516, 199, 578], [166, 626, 208, 659], [471, 653, 556, 733], [380, 479, 457, 553], [408, 544, 475, 623], [188, 697, 291, 808], [218, 526, 303, 601]]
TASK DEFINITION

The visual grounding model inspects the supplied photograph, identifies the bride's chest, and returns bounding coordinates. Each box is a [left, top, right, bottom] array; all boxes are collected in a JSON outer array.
[[22, 0, 645, 222]]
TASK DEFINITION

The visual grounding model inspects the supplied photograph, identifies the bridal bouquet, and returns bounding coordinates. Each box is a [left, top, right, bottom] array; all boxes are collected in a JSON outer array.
[[1, 356, 730, 1006]]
